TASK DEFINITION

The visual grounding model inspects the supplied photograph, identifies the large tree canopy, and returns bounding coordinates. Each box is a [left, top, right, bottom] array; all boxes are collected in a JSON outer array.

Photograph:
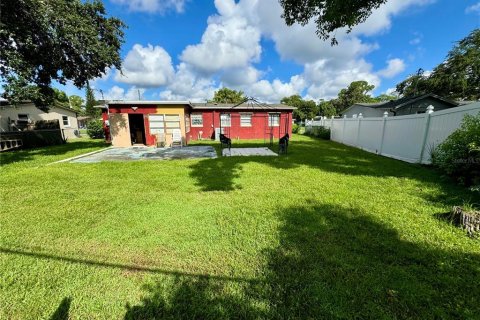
[[279, 0, 387, 44], [210, 88, 246, 104], [281, 95, 318, 120], [396, 29, 480, 100], [0, 0, 125, 109], [332, 80, 376, 112]]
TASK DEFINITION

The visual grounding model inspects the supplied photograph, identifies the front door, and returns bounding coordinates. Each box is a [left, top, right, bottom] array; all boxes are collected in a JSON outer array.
[[128, 114, 146, 145]]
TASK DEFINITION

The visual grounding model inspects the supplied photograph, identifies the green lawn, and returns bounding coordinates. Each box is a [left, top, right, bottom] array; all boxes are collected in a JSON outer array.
[[1, 135, 479, 319]]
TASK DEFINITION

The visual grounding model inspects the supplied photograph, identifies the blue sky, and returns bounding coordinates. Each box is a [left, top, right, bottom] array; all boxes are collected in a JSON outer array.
[[58, 0, 480, 102]]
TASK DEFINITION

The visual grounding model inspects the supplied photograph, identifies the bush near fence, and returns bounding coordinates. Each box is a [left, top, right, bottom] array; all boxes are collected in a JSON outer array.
[[305, 126, 330, 139], [0, 129, 65, 149]]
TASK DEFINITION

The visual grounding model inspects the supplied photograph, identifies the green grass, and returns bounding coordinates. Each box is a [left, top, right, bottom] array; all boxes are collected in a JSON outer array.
[[1, 135, 479, 319]]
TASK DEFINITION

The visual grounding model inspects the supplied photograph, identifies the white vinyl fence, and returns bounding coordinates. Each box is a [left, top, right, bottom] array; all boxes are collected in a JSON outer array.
[[308, 102, 480, 164]]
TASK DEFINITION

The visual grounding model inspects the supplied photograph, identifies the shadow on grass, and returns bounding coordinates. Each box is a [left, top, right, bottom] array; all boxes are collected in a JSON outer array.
[[189, 136, 479, 206], [49, 297, 71, 320], [0, 140, 107, 167], [123, 202, 480, 319]]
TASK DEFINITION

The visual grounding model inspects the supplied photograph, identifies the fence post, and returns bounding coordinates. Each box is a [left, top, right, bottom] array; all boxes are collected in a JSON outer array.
[[356, 113, 363, 147], [379, 111, 388, 155], [419, 105, 434, 163], [342, 115, 347, 143]]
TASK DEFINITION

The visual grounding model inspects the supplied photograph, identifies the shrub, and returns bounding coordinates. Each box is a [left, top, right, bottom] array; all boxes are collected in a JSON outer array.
[[34, 120, 60, 130], [433, 113, 480, 187], [305, 126, 330, 139], [86, 119, 104, 139], [292, 123, 299, 134]]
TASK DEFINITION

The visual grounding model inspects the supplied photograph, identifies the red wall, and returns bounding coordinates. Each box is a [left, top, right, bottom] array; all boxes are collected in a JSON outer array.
[[108, 105, 158, 146], [188, 110, 292, 141]]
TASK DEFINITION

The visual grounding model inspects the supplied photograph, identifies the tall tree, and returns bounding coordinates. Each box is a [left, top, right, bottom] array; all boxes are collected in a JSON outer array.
[[85, 83, 97, 117], [396, 29, 480, 100], [333, 81, 375, 112], [0, 0, 125, 110], [317, 100, 337, 117], [69, 95, 85, 115], [279, 0, 387, 44], [281, 95, 319, 120], [211, 88, 246, 104]]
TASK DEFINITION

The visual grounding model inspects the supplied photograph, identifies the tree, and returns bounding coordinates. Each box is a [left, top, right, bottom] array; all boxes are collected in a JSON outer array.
[[429, 29, 480, 100], [371, 93, 397, 103], [395, 69, 431, 98], [281, 95, 318, 120], [85, 83, 98, 117], [1, 0, 125, 109], [279, 0, 387, 44], [69, 95, 85, 115], [333, 81, 375, 112], [317, 100, 337, 117], [396, 29, 480, 100], [211, 88, 246, 104], [53, 88, 69, 108]]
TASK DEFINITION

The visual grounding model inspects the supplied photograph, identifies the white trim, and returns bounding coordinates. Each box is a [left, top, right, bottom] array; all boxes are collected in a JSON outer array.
[[62, 115, 70, 127], [191, 113, 203, 127], [240, 113, 252, 127], [107, 100, 190, 105]]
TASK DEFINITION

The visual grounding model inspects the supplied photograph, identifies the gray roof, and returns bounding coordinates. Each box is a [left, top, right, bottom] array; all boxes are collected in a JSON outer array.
[[344, 93, 458, 114], [191, 102, 295, 111]]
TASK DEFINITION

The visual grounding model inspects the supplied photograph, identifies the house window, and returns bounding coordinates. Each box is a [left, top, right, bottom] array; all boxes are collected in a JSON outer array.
[[220, 113, 231, 127], [62, 115, 70, 126], [191, 113, 203, 127], [165, 114, 181, 134], [268, 113, 280, 127], [149, 114, 165, 134], [240, 113, 252, 127], [18, 114, 29, 121], [149, 114, 181, 134]]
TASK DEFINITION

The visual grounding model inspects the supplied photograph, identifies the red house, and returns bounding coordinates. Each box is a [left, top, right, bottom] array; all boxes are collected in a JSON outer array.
[[101, 101, 294, 147], [189, 102, 294, 141]]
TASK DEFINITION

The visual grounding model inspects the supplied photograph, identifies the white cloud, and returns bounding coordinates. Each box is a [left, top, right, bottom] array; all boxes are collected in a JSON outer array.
[[220, 66, 261, 86], [377, 58, 406, 78], [102, 86, 146, 101], [159, 63, 216, 102], [115, 44, 175, 88], [465, 2, 480, 14], [117, 0, 435, 102], [180, 2, 261, 74], [409, 32, 423, 45], [110, 0, 187, 13]]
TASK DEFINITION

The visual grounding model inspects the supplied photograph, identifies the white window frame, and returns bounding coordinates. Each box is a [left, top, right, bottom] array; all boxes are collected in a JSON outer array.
[[62, 115, 70, 127], [268, 113, 280, 127], [191, 113, 203, 127], [240, 113, 252, 127], [148, 114, 181, 135], [220, 113, 231, 127]]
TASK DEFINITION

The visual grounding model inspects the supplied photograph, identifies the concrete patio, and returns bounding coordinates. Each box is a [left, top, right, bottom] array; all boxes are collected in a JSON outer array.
[[222, 147, 278, 157], [71, 146, 217, 163]]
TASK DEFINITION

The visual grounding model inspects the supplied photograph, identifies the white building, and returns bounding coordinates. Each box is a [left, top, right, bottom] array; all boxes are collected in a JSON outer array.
[[0, 101, 80, 139]]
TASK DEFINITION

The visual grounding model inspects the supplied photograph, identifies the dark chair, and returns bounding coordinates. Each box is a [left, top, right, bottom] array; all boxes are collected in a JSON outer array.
[[219, 133, 232, 149], [279, 133, 289, 154]]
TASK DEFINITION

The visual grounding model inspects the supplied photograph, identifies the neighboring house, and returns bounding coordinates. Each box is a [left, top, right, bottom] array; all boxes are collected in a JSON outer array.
[[101, 101, 294, 147], [0, 101, 80, 139], [341, 94, 459, 118]]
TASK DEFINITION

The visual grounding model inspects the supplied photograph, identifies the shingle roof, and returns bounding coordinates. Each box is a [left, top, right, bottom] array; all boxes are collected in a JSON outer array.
[[190, 102, 295, 110], [345, 93, 458, 114]]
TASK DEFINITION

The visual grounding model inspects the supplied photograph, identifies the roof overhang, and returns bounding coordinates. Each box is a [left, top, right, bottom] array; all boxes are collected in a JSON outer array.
[[107, 100, 192, 106]]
